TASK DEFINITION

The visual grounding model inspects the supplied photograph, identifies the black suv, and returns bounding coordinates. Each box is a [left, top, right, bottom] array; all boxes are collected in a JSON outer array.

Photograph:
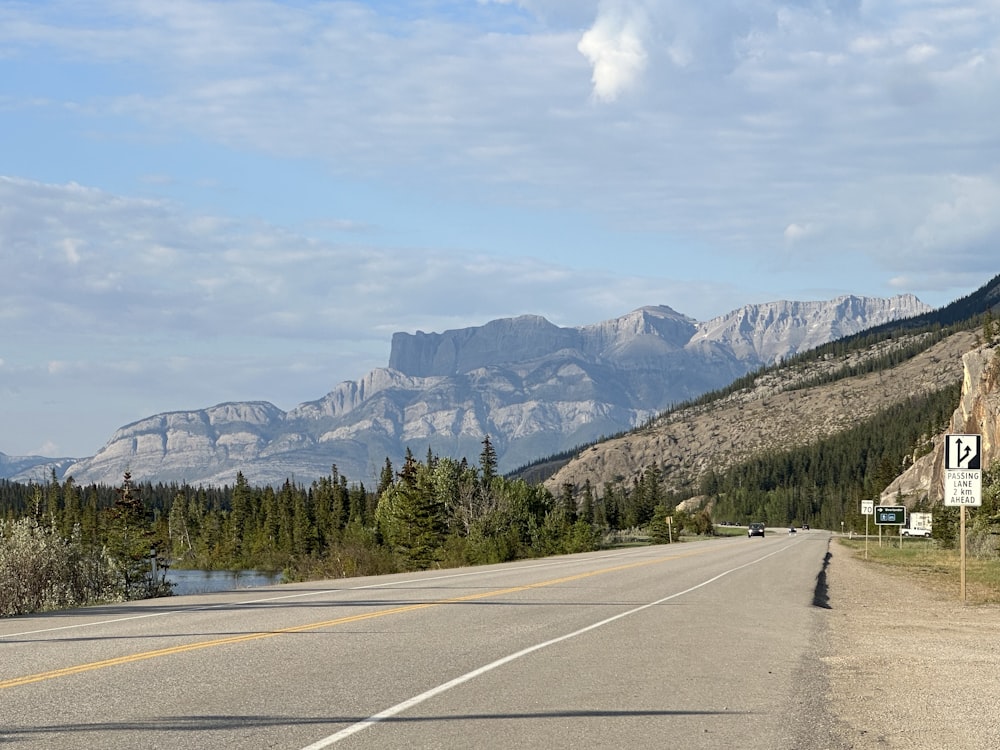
[[748, 523, 765, 538]]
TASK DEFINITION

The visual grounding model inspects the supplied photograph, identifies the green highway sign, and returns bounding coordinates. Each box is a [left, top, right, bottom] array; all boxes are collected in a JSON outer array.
[[874, 505, 906, 526]]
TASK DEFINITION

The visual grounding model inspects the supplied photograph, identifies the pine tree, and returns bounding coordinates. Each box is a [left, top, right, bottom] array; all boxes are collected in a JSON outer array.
[[579, 480, 595, 525], [225, 472, 252, 562], [167, 491, 193, 560], [60, 476, 81, 539], [376, 458, 395, 498], [292, 484, 317, 556], [375, 453, 445, 570], [650, 503, 672, 544], [559, 483, 578, 525], [479, 435, 498, 487], [106, 471, 155, 599]]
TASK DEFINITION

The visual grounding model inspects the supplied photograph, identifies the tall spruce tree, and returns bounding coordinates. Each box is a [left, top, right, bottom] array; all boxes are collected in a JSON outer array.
[[106, 471, 156, 599], [375, 452, 445, 570]]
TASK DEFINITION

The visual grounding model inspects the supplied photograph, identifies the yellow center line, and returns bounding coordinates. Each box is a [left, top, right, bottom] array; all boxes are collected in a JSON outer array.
[[1, 547, 711, 690]]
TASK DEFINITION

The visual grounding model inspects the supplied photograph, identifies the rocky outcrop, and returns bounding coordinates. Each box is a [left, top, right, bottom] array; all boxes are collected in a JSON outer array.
[[50, 294, 930, 488], [547, 330, 978, 497], [880, 342, 1000, 505]]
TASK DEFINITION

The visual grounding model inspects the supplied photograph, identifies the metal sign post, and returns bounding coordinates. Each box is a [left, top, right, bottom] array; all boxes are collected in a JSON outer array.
[[954, 503, 969, 601], [944, 434, 982, 602]]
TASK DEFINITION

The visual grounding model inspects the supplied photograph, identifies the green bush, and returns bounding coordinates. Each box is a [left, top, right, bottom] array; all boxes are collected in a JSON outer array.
[[0, 519, 120, 617]]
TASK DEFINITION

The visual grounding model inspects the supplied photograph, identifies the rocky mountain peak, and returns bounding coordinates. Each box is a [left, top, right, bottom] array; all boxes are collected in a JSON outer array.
[[10, 293, 933, 487], [693, 294, 930, 363]]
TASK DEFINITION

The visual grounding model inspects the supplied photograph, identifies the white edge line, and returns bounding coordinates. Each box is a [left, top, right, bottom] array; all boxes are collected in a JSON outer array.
[[300, 543, 794, 749]]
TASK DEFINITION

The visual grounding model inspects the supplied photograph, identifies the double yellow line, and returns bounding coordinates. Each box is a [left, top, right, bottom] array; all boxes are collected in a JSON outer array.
[[2, 548, 706, 690]]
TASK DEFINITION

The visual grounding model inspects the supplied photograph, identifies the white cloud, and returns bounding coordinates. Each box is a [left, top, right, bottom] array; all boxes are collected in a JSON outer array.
[[784, 223, 815, 243], [577, 2, 649, 101]]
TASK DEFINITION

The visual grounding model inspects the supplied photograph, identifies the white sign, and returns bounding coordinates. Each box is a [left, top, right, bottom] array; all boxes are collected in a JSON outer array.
[[944, 434, 982, 507], [861, 500, 874, 515]]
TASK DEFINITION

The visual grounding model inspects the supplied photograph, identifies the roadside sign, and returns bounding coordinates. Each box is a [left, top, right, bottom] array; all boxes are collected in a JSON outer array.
[[861, 500, 875, 559], [944, 434, 982, 507], [943, 434, 983, 602], [874, 505, 905, 525]]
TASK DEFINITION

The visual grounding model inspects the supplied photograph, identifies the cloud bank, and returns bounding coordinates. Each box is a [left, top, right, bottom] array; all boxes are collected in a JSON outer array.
[[2, 0, 1000, 457]]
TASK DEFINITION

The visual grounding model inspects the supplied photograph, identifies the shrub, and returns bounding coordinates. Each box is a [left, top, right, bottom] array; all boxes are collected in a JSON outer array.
[[0, 519, 120, 617]]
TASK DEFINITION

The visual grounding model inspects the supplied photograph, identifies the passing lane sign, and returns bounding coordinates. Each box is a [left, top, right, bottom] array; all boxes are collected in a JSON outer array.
[[944, 434, 982, 507]]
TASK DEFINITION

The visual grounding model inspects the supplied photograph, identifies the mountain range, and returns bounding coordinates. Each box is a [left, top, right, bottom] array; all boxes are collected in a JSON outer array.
[[2, 293, 931, 487]]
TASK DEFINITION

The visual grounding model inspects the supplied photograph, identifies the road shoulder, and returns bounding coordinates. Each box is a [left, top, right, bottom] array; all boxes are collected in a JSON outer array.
[[823, 542, 1000, 749]]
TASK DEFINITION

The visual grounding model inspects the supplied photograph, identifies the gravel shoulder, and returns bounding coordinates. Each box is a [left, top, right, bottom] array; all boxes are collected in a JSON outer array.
[[823, 541, 1000, 749]]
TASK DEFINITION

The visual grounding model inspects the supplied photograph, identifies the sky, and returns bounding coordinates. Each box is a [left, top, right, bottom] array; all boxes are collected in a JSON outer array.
[[2, 0, 999, 459]]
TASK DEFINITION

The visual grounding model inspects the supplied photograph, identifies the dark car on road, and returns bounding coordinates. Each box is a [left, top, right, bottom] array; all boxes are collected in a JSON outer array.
[[748, 523, 765, 538]]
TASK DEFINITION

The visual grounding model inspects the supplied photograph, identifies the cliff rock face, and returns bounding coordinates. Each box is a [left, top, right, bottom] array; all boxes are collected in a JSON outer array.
[[49, 294, 929, 487], [68, 402, 287, 488], [880, 343, 1000, 505]]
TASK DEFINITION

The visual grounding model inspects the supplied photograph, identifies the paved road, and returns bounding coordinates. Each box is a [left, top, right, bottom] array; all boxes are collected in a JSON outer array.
[[1, 531, 838, 749]]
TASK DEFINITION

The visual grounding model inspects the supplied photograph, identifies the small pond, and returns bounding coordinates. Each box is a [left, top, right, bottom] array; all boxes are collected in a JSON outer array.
[[167, 569, 284, 596]]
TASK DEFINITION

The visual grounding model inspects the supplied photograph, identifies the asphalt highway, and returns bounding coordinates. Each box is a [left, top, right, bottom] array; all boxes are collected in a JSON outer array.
[[1, 530, 839, 749]]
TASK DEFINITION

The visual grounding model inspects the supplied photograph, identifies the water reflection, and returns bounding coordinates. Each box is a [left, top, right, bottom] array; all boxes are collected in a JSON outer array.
[[168, 569, 283, 596]]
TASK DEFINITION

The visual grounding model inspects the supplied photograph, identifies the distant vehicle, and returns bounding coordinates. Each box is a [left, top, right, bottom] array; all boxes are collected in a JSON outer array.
[[901, 512, 932, 537], [788, 527, 797, 534], [801, 524, 810, 530], [748, 523, 765, 538]]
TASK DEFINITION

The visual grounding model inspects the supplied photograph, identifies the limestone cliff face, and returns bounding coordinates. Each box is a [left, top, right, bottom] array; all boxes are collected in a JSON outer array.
[[881, 342, 1000, 505]]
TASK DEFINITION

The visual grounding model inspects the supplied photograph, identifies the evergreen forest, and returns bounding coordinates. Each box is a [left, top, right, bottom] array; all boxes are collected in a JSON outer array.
[[0, 438, 714, 616]]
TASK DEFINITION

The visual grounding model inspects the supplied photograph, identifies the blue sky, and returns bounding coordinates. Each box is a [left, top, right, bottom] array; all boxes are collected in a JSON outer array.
[[2, 0, 999, 458]]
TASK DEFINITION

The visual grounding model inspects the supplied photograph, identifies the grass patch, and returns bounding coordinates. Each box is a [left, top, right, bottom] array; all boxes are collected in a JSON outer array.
[[713, 525, 749, 538], [837, 538, 1000, 604]]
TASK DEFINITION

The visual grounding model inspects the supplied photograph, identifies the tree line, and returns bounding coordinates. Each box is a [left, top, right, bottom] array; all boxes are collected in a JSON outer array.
[[1, 437, 708, 617]]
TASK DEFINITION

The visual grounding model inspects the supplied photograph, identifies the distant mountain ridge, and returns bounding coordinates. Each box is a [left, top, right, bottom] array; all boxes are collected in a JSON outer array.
[[0, 452, 76, 483], [3, 294, 931, 487]]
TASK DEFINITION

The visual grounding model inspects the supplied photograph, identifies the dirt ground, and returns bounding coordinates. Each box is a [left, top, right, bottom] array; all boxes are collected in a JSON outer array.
[[823, 543, 1000, 749]]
